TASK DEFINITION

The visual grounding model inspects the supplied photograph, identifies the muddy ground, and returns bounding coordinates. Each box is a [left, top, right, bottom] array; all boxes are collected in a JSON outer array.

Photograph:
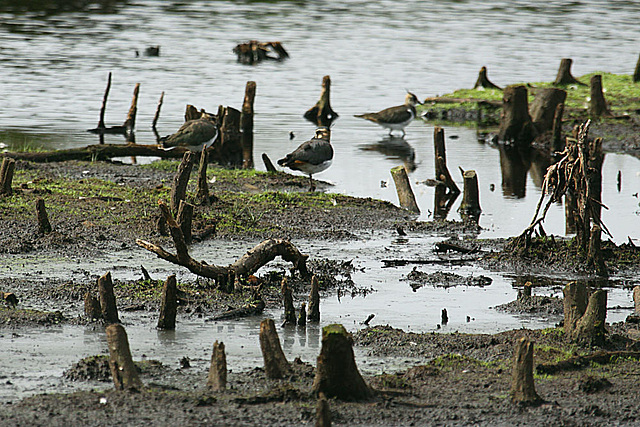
[[1, 153, 640, 425]]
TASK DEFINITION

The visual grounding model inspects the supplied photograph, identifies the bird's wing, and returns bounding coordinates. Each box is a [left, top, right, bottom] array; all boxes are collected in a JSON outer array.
[[355, 105, 411, 124], [278, 139, 333, 167], [162, 119, 217, 147]]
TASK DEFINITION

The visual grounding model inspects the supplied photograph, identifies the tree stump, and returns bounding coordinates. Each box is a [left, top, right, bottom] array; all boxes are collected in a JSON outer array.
[[84, 292, 102, 321], [589, 75, 612, 118], [633, 286, 640, 315], [241, 81, 256, 169], [157, 274, 178, 330], [553, 58, 585, 86], [262, 153, 277, 172], [315, 395, 331, 427], [473, 66, 501, 90], [587, 225, 607, 277], [218, 106, 243, 167], [304, 75, 338, 127], [433, 127, 460, 195], [298, 303, 307, 327], [281, 277, 297, 327], [35, 198, 52, 234], [634, 53, 640, 83], [563, 281, 588, 338], [176, 200, 194, 245], [123, 83, 140, 136], [196, 148, 211, 205], [98, 272, 120, 324], [308, 275, 321, 322], [551, 102, 565, 155], [207, 341, 227, 392], [312, 324, 372, 401], [0, 157, 15, 195], [529, 88, 566, 134], [259, 318, 290, 379], [390, 165, 420, 213], [511, 337, 541, 404], [498, 85, 537, 148], [170, 152, 195, 216], [184, 104, 200, 121], [573, 289, 608, 347], [457, 169, 481, 223], [106, 323, 143, 391]]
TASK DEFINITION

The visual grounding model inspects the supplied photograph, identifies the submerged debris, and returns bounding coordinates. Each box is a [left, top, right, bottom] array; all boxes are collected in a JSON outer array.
[[403, 269, 492, 291]]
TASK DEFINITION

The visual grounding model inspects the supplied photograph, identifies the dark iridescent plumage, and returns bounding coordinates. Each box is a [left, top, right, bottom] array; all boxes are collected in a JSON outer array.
[[160, 113, 218, 152], [278, 127, 333, 191]]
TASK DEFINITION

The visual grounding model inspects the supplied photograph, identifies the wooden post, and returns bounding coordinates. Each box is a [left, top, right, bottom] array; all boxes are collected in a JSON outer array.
[[315, 395, 331, 427], [282, 277, 297, 327], [510, 337, 541, 404], [312, 324, 372, 400], [589, 75, 612, 118], [196, 149, 211, 205], [157, 274, 178, 330], [84, 292, 102, 321], [0, 157, 16, 195], [458, 169, 481, 222], [390, 165, 420, 214], [185, 104, 200, 121], [633, 53, 640, 83], [633, 286, 640, 314], [259, 318, 290, 379], [98, 271, 120, 324], [498, 85, 536, 148], [170, 151, 195, 216], [573, 289, 608, 347], [553, 58, 585, 86], [106, 323, 143, 391], [529, 88, 566, 134], [304, 75, 339, 127], [219, 106, 243, 167], [123, 83, 140, 135], [35, 198, 52, 234], [262, 153, 277, 172], [551, 102, 565, 155], [473, 66, 501, 90], [308, 275, 320, 322], [176, 200, 194, 245], [241, 81, 256, 169], [207, 341, 227, 392], [298, 303, 307, 327]]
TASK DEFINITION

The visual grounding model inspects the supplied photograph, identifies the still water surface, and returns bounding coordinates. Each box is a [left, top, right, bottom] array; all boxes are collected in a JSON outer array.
[[1, 0, 640, 402]]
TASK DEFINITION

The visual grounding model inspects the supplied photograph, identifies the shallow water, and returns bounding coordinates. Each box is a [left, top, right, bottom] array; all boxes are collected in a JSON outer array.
[[1, 0, 640, 403]]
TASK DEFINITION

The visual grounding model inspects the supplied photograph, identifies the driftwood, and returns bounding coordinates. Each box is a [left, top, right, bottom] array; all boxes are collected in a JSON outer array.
[[304, 75, 338, 127], [434, 241, 476, 254], [35, 198, 52, 234], [207, 341, 227, 392], [0, 157, 15, 195], [241, 81, 256, 169], [136, 201, 309, 287], [473, 66, 501, 90], [536, 350, 640, 375], [259, 318, 290, 379], [382, 257, 477, 267], [233, 40, 289, 65], [390, 165, 420, 213], [511, 337, 541, 405], [553, 58, 585, 86], [106, 324, 143, 391], [170, 152, 195, 216], [312, 324, 372, 401]]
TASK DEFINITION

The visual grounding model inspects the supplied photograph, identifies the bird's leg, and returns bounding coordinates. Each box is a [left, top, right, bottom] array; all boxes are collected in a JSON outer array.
[[401, 129, 406, 137], [308, 175, 316, 192]]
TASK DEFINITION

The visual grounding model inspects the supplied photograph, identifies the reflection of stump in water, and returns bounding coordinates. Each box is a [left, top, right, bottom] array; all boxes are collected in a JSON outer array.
[[553, 58, 585, 86], [304, 75, 338, 127], [498, 144, 530, 198], [498, 85, 537, 148]]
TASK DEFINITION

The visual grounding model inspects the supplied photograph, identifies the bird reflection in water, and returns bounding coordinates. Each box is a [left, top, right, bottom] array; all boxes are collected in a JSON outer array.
[[358, 135, 417, 172]]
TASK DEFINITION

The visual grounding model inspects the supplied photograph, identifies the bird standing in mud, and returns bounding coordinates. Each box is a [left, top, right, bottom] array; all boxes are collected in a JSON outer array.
[[355, 92, 422, 137], [159, 111, 218, 152], [277, 127, 333, 191]]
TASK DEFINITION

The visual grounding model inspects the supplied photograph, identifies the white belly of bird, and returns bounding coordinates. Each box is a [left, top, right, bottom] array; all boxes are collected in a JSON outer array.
[[299, 159, 332, 176], [382, 116, 413, 131], [186, 134, 218, 152]]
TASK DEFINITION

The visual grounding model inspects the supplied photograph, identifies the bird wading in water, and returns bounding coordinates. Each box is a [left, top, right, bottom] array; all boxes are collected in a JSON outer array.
[[277, 127, 333, 191], [355, 92, 422, 137], [160, 111, 218, 152]]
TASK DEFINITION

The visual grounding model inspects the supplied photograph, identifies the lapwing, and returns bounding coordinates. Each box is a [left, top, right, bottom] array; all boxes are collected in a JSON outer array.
[[277, 127, 333, 191], [355, 92, 422, 137], [160, 111, 218, 152]]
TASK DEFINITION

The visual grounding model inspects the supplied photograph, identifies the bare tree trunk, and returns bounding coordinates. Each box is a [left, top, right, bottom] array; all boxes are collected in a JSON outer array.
[[498, 85, 537, 148], [241, 81, 256, 169], [106, 324, 143, 391], [511, 337, 541, 404], [390, 165, 420, 213], [207, 341, 227, 392], [573, 289, 608, 347], [259, 318, 290, 379]]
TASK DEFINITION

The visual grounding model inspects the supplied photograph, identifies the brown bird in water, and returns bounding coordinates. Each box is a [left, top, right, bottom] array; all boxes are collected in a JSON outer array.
[[160, 111, 218, 152], [277, 127, 333, 191], [355, 92, 422, 137]]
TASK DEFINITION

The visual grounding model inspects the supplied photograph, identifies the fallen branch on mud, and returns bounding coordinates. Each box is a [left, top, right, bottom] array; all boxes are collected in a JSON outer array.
[[382, 257, 478, 267], [136, 201, 309, 288], [1, 144, 188, 163], [536, 350, 640, 375]]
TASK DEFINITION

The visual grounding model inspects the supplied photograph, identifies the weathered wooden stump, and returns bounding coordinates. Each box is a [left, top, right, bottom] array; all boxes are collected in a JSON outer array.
[[106, 323, 143, 391], [298, 303, 307, 327], [196, 148, 211, 205], [634, 286, 640, 315], [98, 272, 120, 324], [518, 282, 533, 300], [511, 337, 541, 404], [157, 274, 178, 330], [170, 151, 195, 216], [0, 157, 16, 196], [176, 200, 194, 245], [457, 169, 481, 222], [473, 66, 501, 90], [281, 277, 297, 327], [433, 127, 460, 195], [259, 318, 290, 379], [151, 91, 164, 136], [589, 74, 612, 118], [563, 282, 607, 346], [315, 394, 332, 427], [498, 85, 537, 148], [207, 341, 227, 391], [262, 153, 277, 172], [304, 75, 338, 127], [35, 198, 52, 234], [530, 88, 566, 134], [390, 165, 420, 214], [441, 308, 448, 325], [241, 81, 256, 169], [123, 83, 140, 136], [84, 292, 102, 321], [308, 275, 321, 322], [551, 102, 565, 154], [634, 53, 640, 83], [312, 324, 372, 401], [184, 104, 201, 121], [553, 58, 585, 86], [217, 106, 243, 167], [587, 225, 607, 277]]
